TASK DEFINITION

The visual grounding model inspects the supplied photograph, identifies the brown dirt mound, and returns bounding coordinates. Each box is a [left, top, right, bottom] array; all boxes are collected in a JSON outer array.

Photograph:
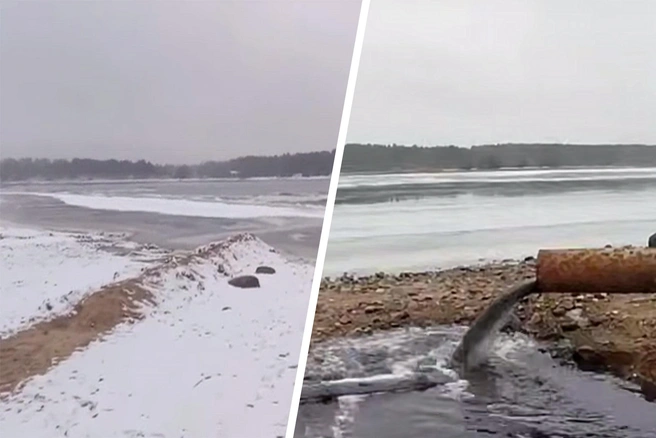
[[0, 279, 154, 394], [313, 262, 535, 343]]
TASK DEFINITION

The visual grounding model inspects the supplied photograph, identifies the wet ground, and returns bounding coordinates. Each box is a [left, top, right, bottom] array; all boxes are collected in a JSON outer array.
[[296, 328, 656, 438]]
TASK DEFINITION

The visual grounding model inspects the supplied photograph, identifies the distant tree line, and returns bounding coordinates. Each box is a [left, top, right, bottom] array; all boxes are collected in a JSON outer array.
[[340, 143, 656, 173], [0, 150, 336, 182], [3, 144, 655, 181]]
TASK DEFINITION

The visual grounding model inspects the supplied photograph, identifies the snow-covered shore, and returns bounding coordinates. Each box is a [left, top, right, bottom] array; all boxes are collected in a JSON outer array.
[[0, 226, 313, 437], [0, 226, 168, 337]]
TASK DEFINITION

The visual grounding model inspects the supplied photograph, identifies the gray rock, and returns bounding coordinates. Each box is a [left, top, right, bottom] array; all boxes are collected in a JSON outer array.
[[648, 233, 656, 248], [564, 308, 589, 329], [255, 266, 276, 274], [228, 275, 260, 289]]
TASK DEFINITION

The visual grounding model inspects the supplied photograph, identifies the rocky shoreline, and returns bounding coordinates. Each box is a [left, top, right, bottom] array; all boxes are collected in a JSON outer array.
[[311, 258, 656, 401]]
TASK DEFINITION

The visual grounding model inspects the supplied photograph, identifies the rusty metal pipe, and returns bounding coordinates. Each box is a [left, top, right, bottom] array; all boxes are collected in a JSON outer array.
[[536, 247, 656, 294]]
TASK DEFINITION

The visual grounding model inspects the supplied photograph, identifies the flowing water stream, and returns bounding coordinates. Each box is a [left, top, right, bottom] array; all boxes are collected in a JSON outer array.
[[295, 327, 656, 437]]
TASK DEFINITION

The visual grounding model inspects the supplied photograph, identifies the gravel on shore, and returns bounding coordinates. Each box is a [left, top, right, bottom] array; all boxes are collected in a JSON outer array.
[[311, 258, 656, 401]]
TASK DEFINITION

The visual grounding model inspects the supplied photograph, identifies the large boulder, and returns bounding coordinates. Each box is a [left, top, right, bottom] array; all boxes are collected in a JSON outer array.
[[649, 233, 656, 248], [228, 275, 260, 289], [255, 266, 276, 274]]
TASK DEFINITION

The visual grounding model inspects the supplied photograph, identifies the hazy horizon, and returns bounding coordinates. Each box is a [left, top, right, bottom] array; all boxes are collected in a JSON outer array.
[[0, 0, 361, 164]]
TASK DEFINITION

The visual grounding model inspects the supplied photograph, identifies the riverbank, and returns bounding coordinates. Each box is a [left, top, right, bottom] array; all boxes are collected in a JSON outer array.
[[312, 258, 656, 400]]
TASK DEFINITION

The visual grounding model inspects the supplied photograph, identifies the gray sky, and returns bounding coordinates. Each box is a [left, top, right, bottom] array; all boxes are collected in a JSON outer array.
[[348, 0, 656, 146], [0, 0, 360, 163]]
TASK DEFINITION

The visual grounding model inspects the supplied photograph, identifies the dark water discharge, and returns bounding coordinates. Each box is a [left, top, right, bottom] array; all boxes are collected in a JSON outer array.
[[296, 327, 656, 438]]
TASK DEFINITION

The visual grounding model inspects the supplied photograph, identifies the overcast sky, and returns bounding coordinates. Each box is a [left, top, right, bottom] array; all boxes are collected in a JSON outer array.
[[348, 0, 656, 146], [0, 0, 360, 163]]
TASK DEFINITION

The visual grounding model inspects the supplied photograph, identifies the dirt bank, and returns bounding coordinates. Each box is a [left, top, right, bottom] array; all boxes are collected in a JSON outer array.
[[311, 258, 656, 400], [0, 279, 155, 394]]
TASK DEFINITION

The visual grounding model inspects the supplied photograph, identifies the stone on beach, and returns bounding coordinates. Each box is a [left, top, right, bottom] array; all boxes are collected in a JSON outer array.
[[228, 275, 261, 289], [255, 266, 276, 274]]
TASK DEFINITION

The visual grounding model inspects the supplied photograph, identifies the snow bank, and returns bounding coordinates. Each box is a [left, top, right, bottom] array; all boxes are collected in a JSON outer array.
[[0, 226, 166, 336], [0, 232, 313, 438]]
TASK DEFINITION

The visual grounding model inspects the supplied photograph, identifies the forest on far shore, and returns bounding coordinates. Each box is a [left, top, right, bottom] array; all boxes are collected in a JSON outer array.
[[2, 143, 655, 182], [0, 150, 336, 182], [340, 143, 656, 173]]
